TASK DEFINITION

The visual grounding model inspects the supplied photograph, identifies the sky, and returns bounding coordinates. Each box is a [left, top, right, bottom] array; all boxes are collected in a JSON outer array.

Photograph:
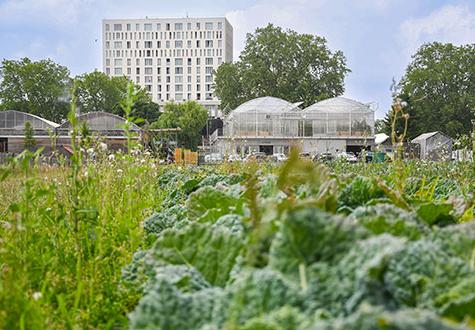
[[0, 0, 474, 118]]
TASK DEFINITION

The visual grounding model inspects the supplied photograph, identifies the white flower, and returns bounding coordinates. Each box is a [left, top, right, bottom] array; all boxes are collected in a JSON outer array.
[[117, 169, 123, 174], [32, 292, 42, 300], [108, 154, 115, 161], [87, 148, 95, 155], [1, 221, 12, 230], [99, 142, 108, 152]]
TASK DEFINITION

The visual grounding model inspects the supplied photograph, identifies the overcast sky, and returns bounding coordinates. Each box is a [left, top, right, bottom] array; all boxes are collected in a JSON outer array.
[[0, 0, 474, 118]]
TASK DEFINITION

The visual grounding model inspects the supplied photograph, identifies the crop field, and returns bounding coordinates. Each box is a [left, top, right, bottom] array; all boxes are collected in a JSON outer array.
[[0, 149, 474, 329]]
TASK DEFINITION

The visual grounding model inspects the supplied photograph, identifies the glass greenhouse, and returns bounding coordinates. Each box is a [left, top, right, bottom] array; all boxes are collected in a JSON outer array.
[[224, 97, 374, 138], [214, 96, 376, 155]]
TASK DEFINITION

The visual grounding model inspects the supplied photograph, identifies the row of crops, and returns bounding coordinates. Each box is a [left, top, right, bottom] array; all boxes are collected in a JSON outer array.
[[122, 154, 475, 329]]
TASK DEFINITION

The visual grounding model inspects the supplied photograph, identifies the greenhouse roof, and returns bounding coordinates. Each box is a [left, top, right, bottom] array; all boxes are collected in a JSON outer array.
[[58, 111, 140, 131], [303, 97, 372, 113], [0, 110, 60, 130], [232, 97, 301, 114]]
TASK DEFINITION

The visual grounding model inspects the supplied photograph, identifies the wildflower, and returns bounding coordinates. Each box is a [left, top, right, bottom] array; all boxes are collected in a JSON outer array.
[[117, 169, 123, 174], [108, 154, 115, 161], [32, 292, 42, 300], [87, 148, 95, 155], [1, 222, 12, 230], [99, 142, 108, 152]]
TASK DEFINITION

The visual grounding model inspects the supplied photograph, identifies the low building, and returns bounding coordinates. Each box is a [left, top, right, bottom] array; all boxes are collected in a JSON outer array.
[[411, 131, 453, 161], [210, 96, 375, 156], [0, 110, 140, 154]]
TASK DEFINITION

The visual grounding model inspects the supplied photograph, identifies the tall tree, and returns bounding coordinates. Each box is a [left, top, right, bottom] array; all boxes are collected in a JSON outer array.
[[74, 70, 160, 124], [150, 101, 208, 150], [214, 24, 350, 109], [384, 42, 475, 139], [0, 58, 70, 122]]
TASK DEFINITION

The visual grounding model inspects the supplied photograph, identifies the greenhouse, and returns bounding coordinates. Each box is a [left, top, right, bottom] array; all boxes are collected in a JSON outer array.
[[212, 96, 375, 155], [0, 110, 141, 154]]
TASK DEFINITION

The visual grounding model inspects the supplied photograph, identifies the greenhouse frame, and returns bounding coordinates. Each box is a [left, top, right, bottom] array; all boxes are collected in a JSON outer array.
[[0, 110, 141, 154], [211, 96, 375, 155]]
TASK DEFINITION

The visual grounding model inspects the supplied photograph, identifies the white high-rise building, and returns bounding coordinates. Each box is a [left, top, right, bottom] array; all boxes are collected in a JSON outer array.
[[102, 17, 233, 117]]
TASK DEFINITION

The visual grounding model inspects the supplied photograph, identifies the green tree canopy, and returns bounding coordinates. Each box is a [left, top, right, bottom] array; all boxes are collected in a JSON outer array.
[[0, 58, 71, 122], [74, 70, 160, 124], [383, 42, 475, 139], [151, 101, 208, 150], [214, 24, 350, 109]]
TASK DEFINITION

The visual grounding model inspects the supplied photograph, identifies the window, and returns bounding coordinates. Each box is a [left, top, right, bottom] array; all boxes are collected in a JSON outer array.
[[145, 67, 153, 74], [175, 40, 183, 48], [106, 67, 110, 75], [205, 75, 213, 82], [136, 68, 140, 74], [206, 31, 212, 39], [135, 23, 140, 31], [127, 41, 131, 49], [175, 85, 183, 92], [105, 24, 110, 31], [126, 24, 131, 31], [114, 58, 122, 66], [196, 40, 200, 48], [187, 84, 192, 91], [205, 40, 213, 48], [205, 22, 213, 30], [218, 57, 222, 65], [175, 93, 183, 101], [218, 40, 222, 48], [205, 57, 213, 65], [175, 76, 183, 83], [166, 23, 170, 31], [174, 23, 183, 30], [144, 23, 152, 31], [175, 58, 183, 65], [105, 41, 110, 49], [136, 58, 140, 65], [158, 85, 162, 92], [218, 22, 223, 30], [114, 24, 122, 31], [144, 41, 152, 48], [187, 67, 192, 74], [187, 22, 192, 30], [136, 76, 140, 83], [196, 75, 201, 83], [106, 58, 110, 66], [145, 76, 153, 83], [114, 67, 122, 75], [156, 23, 161, 30], [114, 41, 122, 49], [175, 67, 183, 74], [127, 58, 131, 66], [127, 67, 131, 74], [205, 67, 213, 74], [187, 40, 192, 48], [187, 76, 192, 83], [196, 22, 201, 30], [196, 58, 201, 65], [144, 58, 153, 65], [166, 41, 170, 48]]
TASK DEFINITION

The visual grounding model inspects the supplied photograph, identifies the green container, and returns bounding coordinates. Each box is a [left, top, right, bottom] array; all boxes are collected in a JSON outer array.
[[373, 152, 385, 163]]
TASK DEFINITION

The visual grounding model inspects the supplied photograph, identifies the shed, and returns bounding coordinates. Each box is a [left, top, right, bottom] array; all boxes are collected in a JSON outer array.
[[411, 131, 452, 161]]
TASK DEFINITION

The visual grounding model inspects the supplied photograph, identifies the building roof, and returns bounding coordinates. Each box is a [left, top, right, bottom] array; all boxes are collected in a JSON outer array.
[[232, 97, 301, 114], [58, 111, 140, 131], [0, 110, 60, 130], [303, 97, 372, 114], [375, 133, 389, 145], [411, 131, 451, 143]]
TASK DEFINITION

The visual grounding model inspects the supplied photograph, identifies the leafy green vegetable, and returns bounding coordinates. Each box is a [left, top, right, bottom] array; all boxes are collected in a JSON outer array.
[[269, 207, 367, 276], [149, 222, 243, 287]]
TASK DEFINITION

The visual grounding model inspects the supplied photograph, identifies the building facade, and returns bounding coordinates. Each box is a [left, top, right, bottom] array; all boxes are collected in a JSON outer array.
[[102, 17, 233, 117], [210, 96, 375, 156]]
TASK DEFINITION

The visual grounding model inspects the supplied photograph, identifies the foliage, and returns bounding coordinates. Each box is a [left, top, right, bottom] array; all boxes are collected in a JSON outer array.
[[23, 121, 37, 150], [75, 70, 159, 124], [150, 100, 208, 150], [0, 57, 70, 122], [1, 151, 475, 329], [214, 24, 350, 109], [383, 42, 475, 139]]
